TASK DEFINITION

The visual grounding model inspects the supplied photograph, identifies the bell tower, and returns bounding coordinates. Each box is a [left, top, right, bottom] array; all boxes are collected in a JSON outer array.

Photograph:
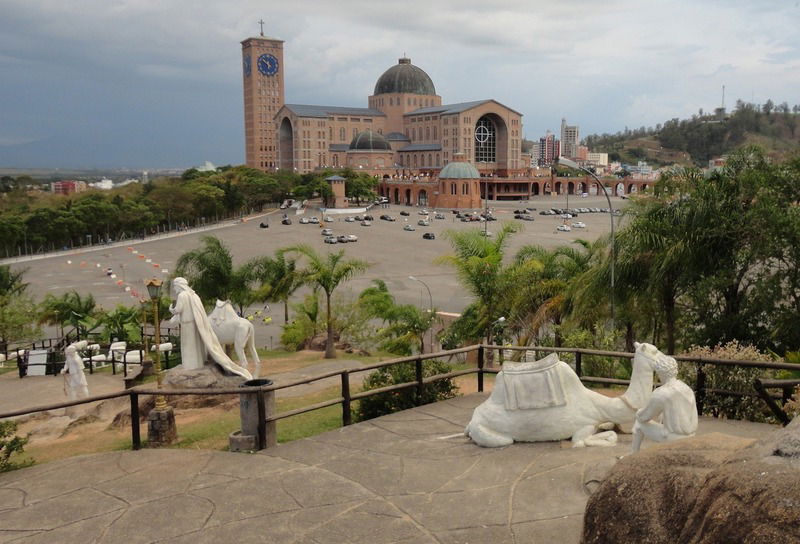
[[242, 23, 285, 171]]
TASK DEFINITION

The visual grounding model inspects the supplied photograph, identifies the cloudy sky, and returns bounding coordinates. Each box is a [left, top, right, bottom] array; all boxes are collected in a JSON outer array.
[[1, 0, 798, 169]]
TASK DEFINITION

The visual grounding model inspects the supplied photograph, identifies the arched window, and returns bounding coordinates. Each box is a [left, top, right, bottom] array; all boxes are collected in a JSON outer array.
[[427, 153, 432, 166], [474, 115, 497, 163], [462, 183, 468, 195], [339, 127, 345, 141], [425, 127, 430, 140], [435, 153, 440, 166], [450, 183, 456, 195]]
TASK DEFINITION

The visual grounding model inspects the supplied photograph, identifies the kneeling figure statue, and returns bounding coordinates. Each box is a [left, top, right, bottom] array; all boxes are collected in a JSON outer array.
[[631, 352, 697, 453]]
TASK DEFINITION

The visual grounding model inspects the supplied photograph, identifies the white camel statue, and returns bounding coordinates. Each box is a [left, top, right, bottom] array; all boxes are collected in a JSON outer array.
[[208, 300, 261, 377], [466, 342, 661, 448]]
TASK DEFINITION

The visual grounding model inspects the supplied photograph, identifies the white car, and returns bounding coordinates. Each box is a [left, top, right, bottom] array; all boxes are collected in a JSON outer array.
[[321, 228, 333, 236], [417, 219, 430, 226], [360, 220, 372, 227], [345, 234, 358, 242], [310, 216, 320, 224], [556, 224, 572, 232], [573, 221, 586, 229], [324, 216, 333, 222], [299, 217, 309, 224], [418, 209, 429, 215], [345, 216, 355, 222], [403, 224, 415, 231]]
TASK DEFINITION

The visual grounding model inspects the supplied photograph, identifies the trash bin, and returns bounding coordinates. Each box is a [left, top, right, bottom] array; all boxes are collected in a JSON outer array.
[[230, 378, 275, 452]]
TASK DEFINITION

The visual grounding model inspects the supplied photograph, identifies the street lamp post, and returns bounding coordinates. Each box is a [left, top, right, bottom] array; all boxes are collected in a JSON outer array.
[[408, 276, 434, 353], [556, 157, 616, 330], [145, 278, 168, 411]]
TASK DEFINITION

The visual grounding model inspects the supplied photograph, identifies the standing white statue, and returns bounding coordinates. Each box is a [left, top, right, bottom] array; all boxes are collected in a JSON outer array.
[[61, 340, 89, 401], [631, 352, 698, 453], [169, 277, 252, 380]]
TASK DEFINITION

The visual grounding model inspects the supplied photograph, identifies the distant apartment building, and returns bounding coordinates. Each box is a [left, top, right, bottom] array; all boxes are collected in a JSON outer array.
[[50, 180, 87, 195], [586, 152, 609, 167], [560, 118, 580, 158], [538, 130, 559, 165], [576, 145, 588, 160]]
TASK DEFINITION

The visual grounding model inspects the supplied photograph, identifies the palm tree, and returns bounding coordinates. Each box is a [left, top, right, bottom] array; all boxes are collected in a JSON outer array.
[[287, 244, 369, 358], [38, 291, 98, 340], [437, 224, 518, 346], [175, 235, 265, 314], [360, 280, 436, 354]]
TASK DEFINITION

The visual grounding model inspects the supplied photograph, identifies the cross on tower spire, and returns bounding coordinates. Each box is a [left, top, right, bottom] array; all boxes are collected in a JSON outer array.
[[258, 19, 265, 36]]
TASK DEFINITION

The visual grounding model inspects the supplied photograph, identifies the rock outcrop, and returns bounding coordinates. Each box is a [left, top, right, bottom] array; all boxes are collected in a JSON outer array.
[[582, 421, 800, 543]]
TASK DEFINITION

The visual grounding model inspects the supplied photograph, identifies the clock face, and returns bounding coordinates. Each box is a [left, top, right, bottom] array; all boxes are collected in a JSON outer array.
[[257, 54, 279, 76], [243, 55, 251, 77]]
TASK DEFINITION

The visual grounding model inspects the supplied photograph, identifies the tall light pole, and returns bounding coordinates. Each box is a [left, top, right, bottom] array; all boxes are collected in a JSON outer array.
[[409, 276, 434, 353], [556, 157, 616, 330], [145, 278, 167, 411]]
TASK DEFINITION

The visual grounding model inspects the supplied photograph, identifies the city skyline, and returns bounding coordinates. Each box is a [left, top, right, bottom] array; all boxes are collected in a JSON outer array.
[[1, 1, 798, 169]]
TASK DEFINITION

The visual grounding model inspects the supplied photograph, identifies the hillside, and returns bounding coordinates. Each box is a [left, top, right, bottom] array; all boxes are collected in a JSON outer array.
[[585, 101, 800, 167]]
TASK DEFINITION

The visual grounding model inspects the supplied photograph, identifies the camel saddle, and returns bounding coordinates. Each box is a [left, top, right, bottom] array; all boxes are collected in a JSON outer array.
[[500, 352, 567, 410]]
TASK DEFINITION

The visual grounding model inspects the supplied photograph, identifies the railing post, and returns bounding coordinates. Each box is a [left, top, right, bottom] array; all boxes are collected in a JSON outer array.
[[341, 372, 352, 426], [696, 363, 706, 415], [575, 351, 583, 377], [130, 392, 141, 450], [264, 388, 277, 448], [415, 357, 424, 405], [477, 345, 485, 393], [88, 356, 94, 374], [256, 389, 267, 450]]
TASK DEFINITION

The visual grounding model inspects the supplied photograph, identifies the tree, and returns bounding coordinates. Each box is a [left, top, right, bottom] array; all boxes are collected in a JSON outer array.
[[287, 245, 369, 358], [0, 265, 28, 297], [175, 236, 241, 307], [38, 291, 97, 339], [359, 280, 436, 354], [437, 224, 519, 346]]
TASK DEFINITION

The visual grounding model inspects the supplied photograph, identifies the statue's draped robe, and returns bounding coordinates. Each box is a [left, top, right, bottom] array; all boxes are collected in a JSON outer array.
[[172, 289, 252, 380]]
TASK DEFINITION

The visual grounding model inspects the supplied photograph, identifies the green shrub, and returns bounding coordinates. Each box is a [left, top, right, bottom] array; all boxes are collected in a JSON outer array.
[[356, 360, 459, 421], [0, 421, 31, 472], [679, 341, 775, 422]]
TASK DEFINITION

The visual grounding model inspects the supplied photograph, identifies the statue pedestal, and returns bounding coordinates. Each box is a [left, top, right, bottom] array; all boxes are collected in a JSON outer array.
[[147, 407, 177, 447]]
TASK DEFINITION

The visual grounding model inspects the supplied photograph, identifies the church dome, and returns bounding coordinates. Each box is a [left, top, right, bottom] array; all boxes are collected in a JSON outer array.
[[438, 159, 480, 179], [349, 130, 392, 151], [374, 57, 436, 96]]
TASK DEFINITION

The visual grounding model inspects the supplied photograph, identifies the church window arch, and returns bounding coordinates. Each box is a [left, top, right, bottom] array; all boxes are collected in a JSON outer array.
[[435, 153, 440, 165], [474, 115, 497, 163]]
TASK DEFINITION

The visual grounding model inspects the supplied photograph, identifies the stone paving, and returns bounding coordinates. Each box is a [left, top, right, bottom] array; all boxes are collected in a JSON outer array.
[[0, 393, 778, 543]]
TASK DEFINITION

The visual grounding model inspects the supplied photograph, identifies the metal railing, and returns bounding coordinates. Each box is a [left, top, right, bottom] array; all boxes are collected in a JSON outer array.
[[0, 344, 796, 452]]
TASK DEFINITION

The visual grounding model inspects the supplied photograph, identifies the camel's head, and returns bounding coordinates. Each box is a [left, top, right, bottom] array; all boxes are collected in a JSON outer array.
[[633, 341, 663, 371]]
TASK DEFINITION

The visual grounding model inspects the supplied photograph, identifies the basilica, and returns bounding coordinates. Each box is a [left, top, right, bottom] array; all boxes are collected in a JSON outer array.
[[242, 33, 541, 208]]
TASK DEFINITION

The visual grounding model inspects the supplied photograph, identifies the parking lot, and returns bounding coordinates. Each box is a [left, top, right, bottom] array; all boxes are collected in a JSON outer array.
[[8, 195, 624, 347]]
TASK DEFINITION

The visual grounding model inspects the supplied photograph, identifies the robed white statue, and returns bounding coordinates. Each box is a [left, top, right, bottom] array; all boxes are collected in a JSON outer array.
[[169, 277, 252, 380]]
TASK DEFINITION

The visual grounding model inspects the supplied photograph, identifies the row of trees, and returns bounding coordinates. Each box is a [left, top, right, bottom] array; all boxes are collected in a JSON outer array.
[[0, 166, 378, 257]]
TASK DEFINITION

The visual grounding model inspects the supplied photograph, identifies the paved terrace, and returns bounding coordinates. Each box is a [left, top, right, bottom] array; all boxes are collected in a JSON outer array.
[[0, 394, 776, 544]]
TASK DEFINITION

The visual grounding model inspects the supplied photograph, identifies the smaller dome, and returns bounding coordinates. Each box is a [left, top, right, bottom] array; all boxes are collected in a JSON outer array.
[[438, 160, 480, 179], [349, 130, 391, 151]]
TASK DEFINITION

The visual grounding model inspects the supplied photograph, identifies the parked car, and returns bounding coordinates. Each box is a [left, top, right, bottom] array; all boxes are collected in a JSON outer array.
[[363, 215, 374, 221], [345, 216, 355, 222], [573, 221, 586, 228], [419, 209, 429, 215], [354, 215, 364, 221], [299, 217, 309, 224], [403, 224, 415, 231], [310, 216, 320, 224], [337, 235, 348, 243], [345, 234, 358, 242], [259, 222, 269, 228], [417, 219, 430, 226], [324, 236, 338, 244], [422, 232, 435, 240], [324, 216, 333, 222], [400, 211, 410, 216], [321, 228, 333, 236], [434, 213, 445, 219], [556, 224, 572, 232], [360, 220, 372, 226], [281, 218, 292, 225]]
